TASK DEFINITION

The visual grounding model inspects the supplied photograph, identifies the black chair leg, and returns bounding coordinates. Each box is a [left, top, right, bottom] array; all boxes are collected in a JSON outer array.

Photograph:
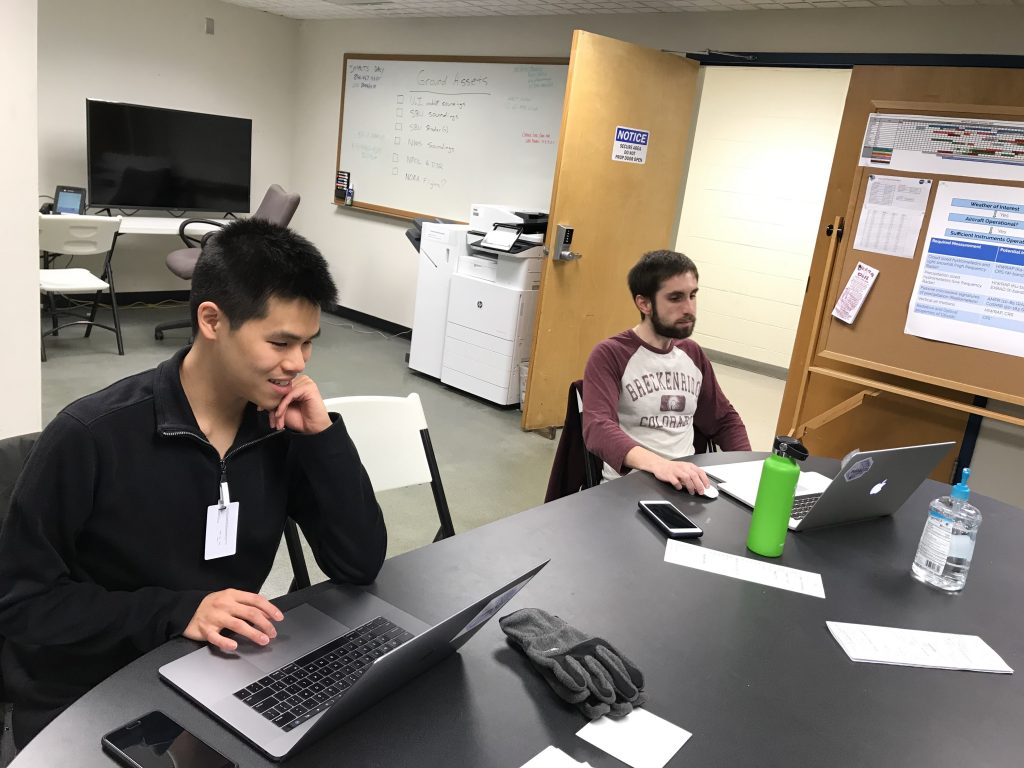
[[106, 289, 124, 357], [154, 317, 193, 342], [284, 520, 310, 592], [84, 291, 100, 338], [47, 292, 59, 337], [421, 429, 456, 540]]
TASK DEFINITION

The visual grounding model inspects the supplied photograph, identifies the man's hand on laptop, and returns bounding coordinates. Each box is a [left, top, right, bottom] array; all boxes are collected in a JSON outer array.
[[626, 447, 710, 494], [184, 589, 285, 652]]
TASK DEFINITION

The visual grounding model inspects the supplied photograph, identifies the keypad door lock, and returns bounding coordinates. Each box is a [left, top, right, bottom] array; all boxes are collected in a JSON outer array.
[[551, 224, 581, 261]]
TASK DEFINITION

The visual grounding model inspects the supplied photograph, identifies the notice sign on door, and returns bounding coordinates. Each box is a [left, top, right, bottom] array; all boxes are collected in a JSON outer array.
[[612, 126, 649, 165]]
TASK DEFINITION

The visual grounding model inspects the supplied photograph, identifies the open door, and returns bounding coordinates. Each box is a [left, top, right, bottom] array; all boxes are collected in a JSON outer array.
[[522, 31, 699, 431]]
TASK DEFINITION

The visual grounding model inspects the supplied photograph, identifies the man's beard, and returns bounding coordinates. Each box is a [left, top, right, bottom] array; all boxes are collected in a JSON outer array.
[[650, 303, 695, 340]]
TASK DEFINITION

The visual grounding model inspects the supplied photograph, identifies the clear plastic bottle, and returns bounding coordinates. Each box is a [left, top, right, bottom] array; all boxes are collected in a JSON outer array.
[[911, 468, 982, 592]]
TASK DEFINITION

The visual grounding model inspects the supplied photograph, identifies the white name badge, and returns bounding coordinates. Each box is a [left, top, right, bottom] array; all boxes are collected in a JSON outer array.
[[205, 501, 239, 560]]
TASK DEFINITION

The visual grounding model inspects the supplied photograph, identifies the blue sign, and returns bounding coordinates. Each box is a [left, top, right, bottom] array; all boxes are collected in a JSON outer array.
[[614, 127, 649, 145]]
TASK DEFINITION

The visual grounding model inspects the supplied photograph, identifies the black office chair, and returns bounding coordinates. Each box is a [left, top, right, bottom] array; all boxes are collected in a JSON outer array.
[[154, 184, 301, 341], [545, 380, 601, 502], [0, 432, 40, 766]]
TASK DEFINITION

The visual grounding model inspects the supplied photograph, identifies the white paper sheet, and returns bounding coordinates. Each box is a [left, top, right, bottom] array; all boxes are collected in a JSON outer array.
[[832, 261, 880, 324], [827, 621, 1013, 674], [859, 113, 1024, 182], [664, 540, 826, 599], [904, 180, 1024, 359], [853, 175, 931, 258], [520, 746, 593, 768], [480, 227, 520, 251], [577, 709, 691, 768], [705, 460, 832, 509]]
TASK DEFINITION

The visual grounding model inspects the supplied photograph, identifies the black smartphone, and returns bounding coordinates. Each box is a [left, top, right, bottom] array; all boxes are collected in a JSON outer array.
[[100, 711, 236, 768], [638, 499, 704, 538]]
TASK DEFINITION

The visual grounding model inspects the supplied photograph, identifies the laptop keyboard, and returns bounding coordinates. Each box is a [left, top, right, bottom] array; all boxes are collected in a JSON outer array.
[[233, 616, 414, 732], [790, 493, 823, 521]]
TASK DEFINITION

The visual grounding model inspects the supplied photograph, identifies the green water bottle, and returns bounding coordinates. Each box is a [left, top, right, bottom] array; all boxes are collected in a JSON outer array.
[[746, 436, 808, 558]]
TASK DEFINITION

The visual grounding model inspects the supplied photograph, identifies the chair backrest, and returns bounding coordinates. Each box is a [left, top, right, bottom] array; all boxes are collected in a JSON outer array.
[[283, 393, 453, 592], [0, 431, 39, 702], [322, 394, 432, 492], [252, 184, 300, 228], [38, 214, 121, 256], [0, 432, 39, 531]]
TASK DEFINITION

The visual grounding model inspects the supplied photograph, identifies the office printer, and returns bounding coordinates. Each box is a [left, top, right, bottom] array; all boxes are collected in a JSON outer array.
[[441, 205, 549, 405], [407, 204, 549, 406], [460, 204, 548, 290]]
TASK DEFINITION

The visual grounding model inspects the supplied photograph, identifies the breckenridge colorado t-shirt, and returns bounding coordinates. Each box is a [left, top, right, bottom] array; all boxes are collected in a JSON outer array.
[[583, 330, 750, 480]]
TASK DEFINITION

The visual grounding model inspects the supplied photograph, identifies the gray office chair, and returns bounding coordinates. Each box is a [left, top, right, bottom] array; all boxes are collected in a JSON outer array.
[[154, 184, 301, 341], [0, 431, 39, 766], [284, 394, 456, 591], [39, 215, 124, 362]]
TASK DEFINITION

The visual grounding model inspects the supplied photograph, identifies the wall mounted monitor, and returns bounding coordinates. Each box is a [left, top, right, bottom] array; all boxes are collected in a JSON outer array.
[[86, 99, 252, 213]]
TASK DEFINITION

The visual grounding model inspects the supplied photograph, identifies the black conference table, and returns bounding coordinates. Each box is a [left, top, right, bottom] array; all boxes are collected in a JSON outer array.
[[11, 452, 1024, 767]]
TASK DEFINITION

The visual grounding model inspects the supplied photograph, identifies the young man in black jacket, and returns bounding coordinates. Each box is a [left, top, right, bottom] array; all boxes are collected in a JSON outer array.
[[0, 219, 387, 748]]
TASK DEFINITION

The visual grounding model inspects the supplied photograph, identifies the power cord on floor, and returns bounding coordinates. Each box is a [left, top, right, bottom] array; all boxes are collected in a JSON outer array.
[[321, 316, 411, 341]]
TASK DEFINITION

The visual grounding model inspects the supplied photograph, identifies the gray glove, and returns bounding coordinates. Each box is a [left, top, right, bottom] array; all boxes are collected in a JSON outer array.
[[499, 608, 646, 720]]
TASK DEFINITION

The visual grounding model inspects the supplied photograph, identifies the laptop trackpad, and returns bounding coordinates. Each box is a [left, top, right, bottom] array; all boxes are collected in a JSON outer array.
[[235, 603, 351, 673]]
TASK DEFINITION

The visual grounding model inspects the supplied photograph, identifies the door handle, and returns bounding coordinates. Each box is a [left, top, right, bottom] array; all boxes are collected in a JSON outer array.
[[549, 224, 581, 261]]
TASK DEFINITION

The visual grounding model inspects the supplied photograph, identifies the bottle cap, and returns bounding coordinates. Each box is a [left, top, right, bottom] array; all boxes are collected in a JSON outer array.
[[773, 435, 808, 462], [951, 467, 971, 502]]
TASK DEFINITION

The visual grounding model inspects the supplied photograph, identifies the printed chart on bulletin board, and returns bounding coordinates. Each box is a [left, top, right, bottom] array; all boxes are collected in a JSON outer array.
[[335, 55, 568, 221]]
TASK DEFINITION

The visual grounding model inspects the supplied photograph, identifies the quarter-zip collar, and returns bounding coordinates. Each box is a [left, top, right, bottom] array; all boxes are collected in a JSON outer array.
[[153, 345, 280, 453]]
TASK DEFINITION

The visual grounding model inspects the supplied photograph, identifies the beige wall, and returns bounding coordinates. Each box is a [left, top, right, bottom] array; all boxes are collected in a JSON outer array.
[[1, 0, 41, 439], [289, 7, 1024, 328], [676, 67, 851, 369], [37, 0, 299, 291]]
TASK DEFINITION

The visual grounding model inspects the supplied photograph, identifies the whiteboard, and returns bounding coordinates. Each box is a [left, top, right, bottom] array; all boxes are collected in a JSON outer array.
[[336, 55, 568, 221]]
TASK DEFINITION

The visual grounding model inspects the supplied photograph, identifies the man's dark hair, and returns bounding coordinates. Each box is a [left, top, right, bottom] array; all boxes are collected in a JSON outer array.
[[190, 218, 338, 332], [627, 249, 699, 320]]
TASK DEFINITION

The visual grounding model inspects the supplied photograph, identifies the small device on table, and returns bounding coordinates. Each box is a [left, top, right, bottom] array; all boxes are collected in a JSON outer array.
[[52, 185, 88, 215], [639, 499, 704, 539], [101, 710, 236, 768]]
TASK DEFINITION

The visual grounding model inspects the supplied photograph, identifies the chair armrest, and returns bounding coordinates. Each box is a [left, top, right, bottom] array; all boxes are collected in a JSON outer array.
[[178, 218, 225, 248]]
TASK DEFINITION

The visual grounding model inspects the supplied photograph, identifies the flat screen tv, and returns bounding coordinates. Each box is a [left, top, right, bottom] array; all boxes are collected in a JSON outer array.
[[86, 100, 252, 213]]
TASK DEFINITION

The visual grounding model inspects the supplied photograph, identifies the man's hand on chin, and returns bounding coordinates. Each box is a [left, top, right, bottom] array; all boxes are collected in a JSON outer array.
[[266, 374, 331, 433]]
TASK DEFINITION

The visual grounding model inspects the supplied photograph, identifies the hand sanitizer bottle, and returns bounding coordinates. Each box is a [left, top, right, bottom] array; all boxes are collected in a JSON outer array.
[[746, 436, 808, 558], [911, 468, 982, 592]]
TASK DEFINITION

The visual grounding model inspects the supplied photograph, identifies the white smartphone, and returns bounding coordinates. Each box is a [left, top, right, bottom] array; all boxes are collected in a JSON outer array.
[[638, 499, 704, 539]]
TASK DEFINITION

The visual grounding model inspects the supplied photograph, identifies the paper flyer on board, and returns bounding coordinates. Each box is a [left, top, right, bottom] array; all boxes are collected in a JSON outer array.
[[904, 180, 1024, 359], [859, 113, 1024, 182], [832, 261, 880, 324], [853, 175, 931, 258]]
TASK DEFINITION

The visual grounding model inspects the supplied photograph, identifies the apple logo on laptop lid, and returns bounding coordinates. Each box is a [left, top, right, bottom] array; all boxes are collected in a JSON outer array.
[[870, 479, 887, 495]]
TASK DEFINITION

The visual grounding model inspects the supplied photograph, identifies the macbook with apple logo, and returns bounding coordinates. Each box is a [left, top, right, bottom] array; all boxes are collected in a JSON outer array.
[[710, 442, 955, 531]]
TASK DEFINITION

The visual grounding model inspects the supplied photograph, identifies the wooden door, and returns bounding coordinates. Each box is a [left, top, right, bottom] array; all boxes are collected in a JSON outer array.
[[778, 66, 1024, 478], [521, 31, 699, 430]]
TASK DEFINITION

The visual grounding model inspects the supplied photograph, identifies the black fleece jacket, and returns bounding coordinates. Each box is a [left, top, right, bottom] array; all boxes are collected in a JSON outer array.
[[0, 346, 386, 722]]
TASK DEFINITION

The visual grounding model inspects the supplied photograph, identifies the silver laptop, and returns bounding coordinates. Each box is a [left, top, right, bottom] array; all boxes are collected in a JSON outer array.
[[708, 442, 954, 531], [160, 561, 547, 761]]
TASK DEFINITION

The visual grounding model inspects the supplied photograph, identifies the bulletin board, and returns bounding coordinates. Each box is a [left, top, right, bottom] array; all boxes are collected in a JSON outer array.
[[817, 107, 1024, 408]]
